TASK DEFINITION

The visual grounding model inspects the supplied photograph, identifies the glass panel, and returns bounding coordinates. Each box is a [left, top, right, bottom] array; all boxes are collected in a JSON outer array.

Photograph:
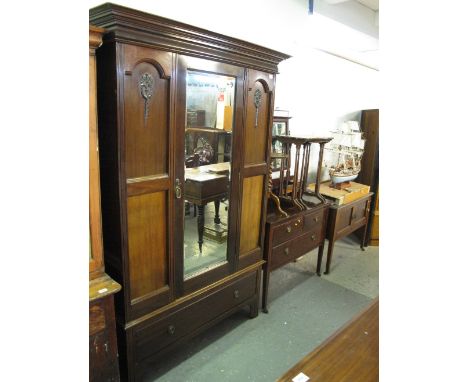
[[272, 122, 286, 169], [183, 70, 236, 279]]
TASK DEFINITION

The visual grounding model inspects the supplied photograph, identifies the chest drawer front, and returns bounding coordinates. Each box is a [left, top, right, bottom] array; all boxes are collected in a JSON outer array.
[[271, 216, 305, 247], [134, 271, 257, 363], [303, 208, 325, 231], [271, 228, 322, 269]]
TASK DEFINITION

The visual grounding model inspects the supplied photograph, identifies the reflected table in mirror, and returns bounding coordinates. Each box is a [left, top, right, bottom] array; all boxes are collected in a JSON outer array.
[[185, 162, 230, 251]]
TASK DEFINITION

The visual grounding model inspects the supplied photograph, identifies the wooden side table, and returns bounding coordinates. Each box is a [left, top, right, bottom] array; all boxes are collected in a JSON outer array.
[[317, 193, 373, 275]]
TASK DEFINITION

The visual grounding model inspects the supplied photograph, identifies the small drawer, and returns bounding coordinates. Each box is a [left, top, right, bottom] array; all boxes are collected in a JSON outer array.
[[303, 209, 325, 230], [271, 216, 305, 247], [133, 271, 257, 363], [271, 228, 322, 269]]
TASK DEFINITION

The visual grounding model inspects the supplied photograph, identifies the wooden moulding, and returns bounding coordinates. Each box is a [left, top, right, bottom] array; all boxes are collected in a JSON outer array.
[[89, 25, 106, 52], [89, 3, 291, 73]]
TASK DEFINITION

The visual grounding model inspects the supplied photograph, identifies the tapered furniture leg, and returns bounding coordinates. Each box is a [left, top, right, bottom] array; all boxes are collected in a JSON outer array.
[[249, 299, 259, 318], [316, 243, 324, 276], [262, 264, 270, 313], [360, 227, 367, 251], [361, 200, 371, 250], [325, 239, 334, 275], [197, 204, 205, 251]]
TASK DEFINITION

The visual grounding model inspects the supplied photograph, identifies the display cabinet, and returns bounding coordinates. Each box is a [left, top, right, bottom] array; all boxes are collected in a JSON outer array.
[[90, 4, 290, 381]]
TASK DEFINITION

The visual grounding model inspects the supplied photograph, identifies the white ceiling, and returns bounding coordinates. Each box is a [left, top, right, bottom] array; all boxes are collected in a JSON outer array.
[[314, 0, 379, 69]]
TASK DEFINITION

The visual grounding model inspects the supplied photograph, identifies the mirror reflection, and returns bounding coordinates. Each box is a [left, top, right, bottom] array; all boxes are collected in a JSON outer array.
[[184, 70, 235, 279]]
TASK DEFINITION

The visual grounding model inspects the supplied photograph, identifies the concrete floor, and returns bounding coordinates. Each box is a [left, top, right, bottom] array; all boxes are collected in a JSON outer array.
[[143, 236, 379, 382]]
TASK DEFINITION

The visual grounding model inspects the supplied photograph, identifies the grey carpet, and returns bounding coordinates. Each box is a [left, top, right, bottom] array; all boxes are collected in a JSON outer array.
[[143, 240, 378, 382]]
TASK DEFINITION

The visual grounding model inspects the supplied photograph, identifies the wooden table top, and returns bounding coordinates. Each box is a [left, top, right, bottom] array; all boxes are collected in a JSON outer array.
[[277, 298, 378, 382], [185, 162, 230, 178]]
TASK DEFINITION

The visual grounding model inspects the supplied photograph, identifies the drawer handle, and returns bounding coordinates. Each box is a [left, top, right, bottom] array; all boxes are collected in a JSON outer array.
[[233, 290, 240, 299], [311, 235, 316, 241], [286, 226, 292, 233], [314, 216, 319, 222], [167, 325, 176, 335], [294, 219, 301, 226], [284, 248, 289, 255]]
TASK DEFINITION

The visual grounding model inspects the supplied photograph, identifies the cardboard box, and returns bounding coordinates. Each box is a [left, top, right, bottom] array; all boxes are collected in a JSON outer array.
[[308, 181, 370, 205]]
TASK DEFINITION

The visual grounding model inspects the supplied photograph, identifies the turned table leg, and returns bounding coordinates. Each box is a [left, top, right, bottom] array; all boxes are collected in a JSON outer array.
[[214, 199, 221, 224], [197, 204, 205, 252]]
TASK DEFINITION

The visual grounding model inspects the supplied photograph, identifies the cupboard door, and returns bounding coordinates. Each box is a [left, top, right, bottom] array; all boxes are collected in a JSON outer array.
[[122, 45, 174, 319], [238, 70, 275, 268]]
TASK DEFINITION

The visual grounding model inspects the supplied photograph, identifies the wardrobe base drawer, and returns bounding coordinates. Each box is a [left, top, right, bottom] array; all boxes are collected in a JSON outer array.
[[132, 270, 258, 364]]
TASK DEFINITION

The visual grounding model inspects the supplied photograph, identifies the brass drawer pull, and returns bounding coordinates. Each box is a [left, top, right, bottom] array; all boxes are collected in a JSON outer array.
[[313, 216, 319, 222], [286, 226, 292, 233], [167, 325, 176, 335], [294, 219, 301, 226], [284, 248, 289, 255], [233, 290, 240, 299], [311, 235, 316, 241]]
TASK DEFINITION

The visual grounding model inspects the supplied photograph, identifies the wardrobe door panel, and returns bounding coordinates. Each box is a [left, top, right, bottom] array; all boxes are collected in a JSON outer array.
[[244, 79, 270, 166], [127, 192, 168, 301], [123, 46, 172, 179], [239, 175, 264, 255]]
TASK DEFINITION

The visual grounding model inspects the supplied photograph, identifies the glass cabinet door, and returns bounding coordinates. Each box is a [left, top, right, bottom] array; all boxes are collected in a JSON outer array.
[[183, 70, 236, 280]]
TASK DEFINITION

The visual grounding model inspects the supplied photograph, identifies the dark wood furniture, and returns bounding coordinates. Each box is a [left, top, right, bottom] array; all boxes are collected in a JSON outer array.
[[90, 4, 290, 381], [263, 203, 329, 313], [277, 299, 378, 382], [317, 193, 373, 275], [185, 163, 230, 251], [89, 25, 121, 382], [356, 109, 379, 246], [262, 137, 331, 312]]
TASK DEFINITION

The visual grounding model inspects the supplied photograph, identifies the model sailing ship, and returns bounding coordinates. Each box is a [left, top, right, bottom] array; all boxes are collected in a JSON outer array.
[[326, 121, 365, 188]]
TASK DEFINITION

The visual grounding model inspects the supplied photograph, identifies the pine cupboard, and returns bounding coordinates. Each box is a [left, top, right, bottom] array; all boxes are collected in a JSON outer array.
[[90, 4, 290, 381]]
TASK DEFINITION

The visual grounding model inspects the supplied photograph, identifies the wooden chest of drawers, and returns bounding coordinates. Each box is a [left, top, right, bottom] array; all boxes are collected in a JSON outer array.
[[317, 193, 373, 275], [262, 204, 329, 312]]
